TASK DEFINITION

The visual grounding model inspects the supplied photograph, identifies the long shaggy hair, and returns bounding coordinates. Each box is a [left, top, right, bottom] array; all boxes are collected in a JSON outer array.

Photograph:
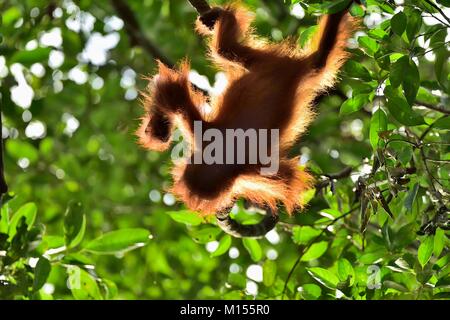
[[137, 3, 358, 215]]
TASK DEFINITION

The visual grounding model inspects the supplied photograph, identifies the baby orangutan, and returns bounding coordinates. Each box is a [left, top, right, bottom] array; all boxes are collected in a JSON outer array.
[[137, 3, 357, 236]]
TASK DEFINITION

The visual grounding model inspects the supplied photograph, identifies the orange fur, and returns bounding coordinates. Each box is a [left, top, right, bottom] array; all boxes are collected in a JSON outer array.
[[137, 3, 358, 215]]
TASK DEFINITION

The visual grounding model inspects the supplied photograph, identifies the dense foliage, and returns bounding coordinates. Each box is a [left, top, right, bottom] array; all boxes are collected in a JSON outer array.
[[0, 0, 449, 300]]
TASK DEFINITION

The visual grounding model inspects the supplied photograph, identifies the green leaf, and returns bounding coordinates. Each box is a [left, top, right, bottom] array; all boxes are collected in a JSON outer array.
[[299, 283, 322, 300], [437, 0, 450, 8], [358, 248, 387, 264], [379, 193, 395, 219], [368, 28, 389, 41], [417, 0, 438, 12], [349, 3, 365, 17], [434, 45, 450, 87], [386, 95, 425, 126], [417, 87, 440, 105], [33, 257, 51, 291], [292, 226, 321, 245], [390, 55, 420, 103], [67, 266, 103, 300], [434, 117, 450, 130], [301, 241, 328, 261], [85, 228, 151, 254], [6, 140, 39, 163], [391, 12, 407, 35], [370, 109, 388, 149], [403, 58, 420, 104], [307, 267, 339, 289], [322, 0, 351, 14], [10, 48, 52, 67], [404, 183, 419, 212], [389, 52, 404, 63], [189, 227, 221, 244], [263, 260, 277, 287], [406, 9, 422, 42], [9, 202, 37, 239], [211, 235, 232, 257], [392, 223, 417, 250], [0, 204, 9, 234], [337, 258, 355, 286], [64, 201, 86, 248], [418, 236, 434, 268], [227, 273, 246, 289], [299, 26, 318, 48], [379, 2, 395, 14], [390, 56, 408, 88], [437, 0, 450, 7], [62, 252, 94, 266], [384, 280, 409, 292], [41, 235, 65, 250], [2, 7, 21, 26], [320, 208, 344, 219], [340, 94, 370, 115], [358, 36, 380, 56], [167, 210, 203, 226], [242, 238, 262, 262], [433, 228, 445, 258], [389, 138, 413, 165], [345, 60, 372, 81], [300, 188, 315, 206], [435, 277, 450, 289], [102, 278, 118, 299], [434, 254, 449, 270]]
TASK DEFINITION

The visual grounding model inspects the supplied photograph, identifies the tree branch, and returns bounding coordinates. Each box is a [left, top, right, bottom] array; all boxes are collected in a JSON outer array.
[[315, 166, 353, 191], [403, 125, 447, 207], [424, 0, 450, 26], [416, 101, 450, 115], [110, 0, 212, 97], [110, 0, 174, 67]]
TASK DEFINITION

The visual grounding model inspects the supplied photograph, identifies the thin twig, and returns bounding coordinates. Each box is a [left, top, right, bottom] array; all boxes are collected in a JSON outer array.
[[425, 158, 450, 164], [424, 0, 450, 25], [425, 142, 450, 146], [109, 0, 210, 96], [315, 166, 353, 190], [416, 40, 450, 57], [385, 139, 418, 148], [402, 126, 447, 203], [413, 26, 448, 40], [420, 147, 445, 191], [110, 0, 174, 67], [415, 102, 450, 115], [424, 12, 450, 27]]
